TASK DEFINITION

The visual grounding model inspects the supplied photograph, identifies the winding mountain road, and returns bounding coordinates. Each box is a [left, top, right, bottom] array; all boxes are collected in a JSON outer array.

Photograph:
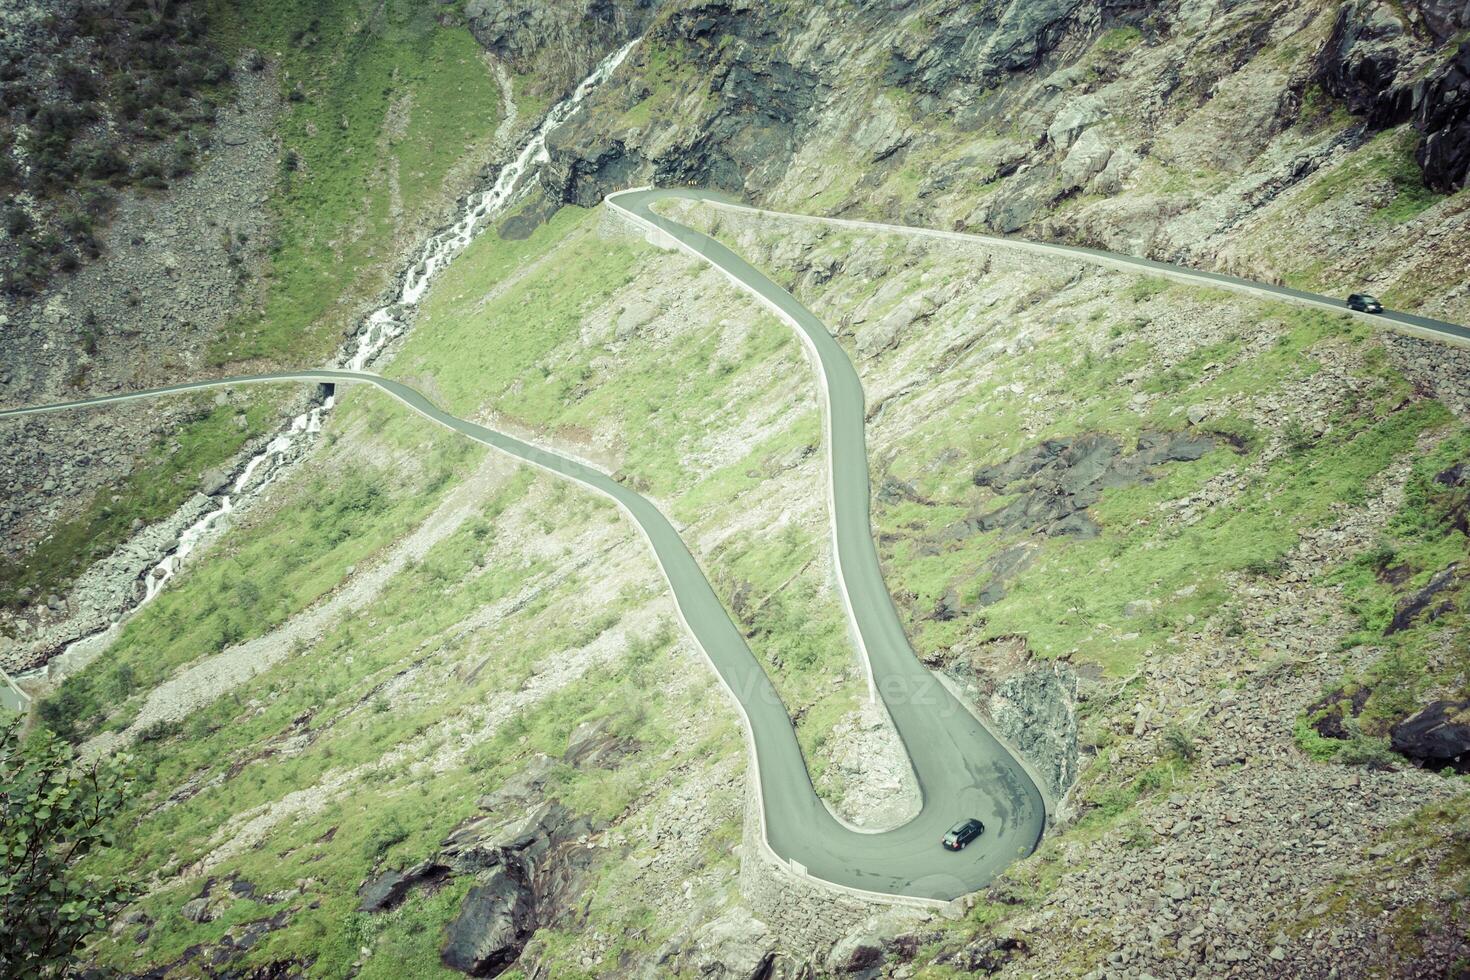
[[6, 188, 1467, 905]]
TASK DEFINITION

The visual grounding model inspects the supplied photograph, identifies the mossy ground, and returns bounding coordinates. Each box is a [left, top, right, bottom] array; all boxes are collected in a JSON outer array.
[[37, 389, 485, 743], [390, 207, 865, 771]]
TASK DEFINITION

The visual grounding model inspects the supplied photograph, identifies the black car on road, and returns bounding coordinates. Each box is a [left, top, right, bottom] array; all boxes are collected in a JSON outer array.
[[942, 818, 985, 851], [1347, 293, 1383, 314]]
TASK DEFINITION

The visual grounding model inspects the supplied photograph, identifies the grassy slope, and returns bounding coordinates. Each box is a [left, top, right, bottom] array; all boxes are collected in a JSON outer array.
[[671, 201, 1470, 963], [390, 207, 865, 774], [72, 387, 739, 976], [204, 0, 503, 365], [2, 2, 505, 615], [0, 387, 289, 612], [38, 389, 484, 743], [677, 208, 1456, 677]]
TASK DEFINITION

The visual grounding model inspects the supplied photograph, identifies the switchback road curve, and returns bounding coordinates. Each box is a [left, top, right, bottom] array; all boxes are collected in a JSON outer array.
[[0, 362, 1043, 905], [10, 189, 1465, 904]]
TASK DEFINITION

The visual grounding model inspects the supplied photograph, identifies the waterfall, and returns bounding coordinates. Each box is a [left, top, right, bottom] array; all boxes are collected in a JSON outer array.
[[26, 38, 642, 685]]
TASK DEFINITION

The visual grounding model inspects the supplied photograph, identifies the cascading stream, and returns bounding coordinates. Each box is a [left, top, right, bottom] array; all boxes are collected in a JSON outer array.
[[20, 39, 642, 685]]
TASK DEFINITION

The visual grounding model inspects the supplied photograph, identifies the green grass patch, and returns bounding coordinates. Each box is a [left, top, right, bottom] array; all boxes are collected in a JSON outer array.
[[1296, 128, 1443, 226], [35, 388, 483, 743], [204, 0, 502, 364], [1095, 26, 1143, 52]]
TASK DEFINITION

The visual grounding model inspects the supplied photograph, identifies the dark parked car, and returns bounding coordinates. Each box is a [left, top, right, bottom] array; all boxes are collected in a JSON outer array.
[[1347, 293, 1383, 314], [942, 818, 985, 851]]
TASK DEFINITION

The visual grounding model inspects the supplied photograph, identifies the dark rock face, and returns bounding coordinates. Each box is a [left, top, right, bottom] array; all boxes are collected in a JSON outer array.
[[1307, 686, 1372, 741], [957, 429, 1216, 541], [885, 0, 1102, 98], [976, 543, 1037, 607], [1315, 1, 1470, 191], [357, 860, 451, 913], [1390, 700, 1470, 773], [465, 0, 665, 96], [545, 0, 823, 202], [1433, 460, 1469, 535], [1385, 563, 1461, 634], [441, 867, 537, 978], [357, 749, 618, 977], [1408, 0, 1470, 43], [1317, 1, 1417, 127], [1413, 40, 1470, 192]]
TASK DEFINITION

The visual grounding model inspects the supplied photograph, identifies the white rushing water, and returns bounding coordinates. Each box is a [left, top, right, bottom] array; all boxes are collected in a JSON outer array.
[[25, 39, 641, 685], [344, 37, 640, 368]]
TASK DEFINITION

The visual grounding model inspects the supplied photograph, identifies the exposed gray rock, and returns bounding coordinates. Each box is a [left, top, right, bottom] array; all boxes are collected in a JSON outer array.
[[1058, 127, 1113, 192], [1047, 95, 1107, 151], [1385, 563, 1461, 634], [825, 910, 925, 977], [988, 658, 1081, 805], [466, 0, 664, 97], [956, 429, 1218, 542], [180, 897, 211, 924], [440, 866, 536, 977], [357, 860, 451, 913], [681, 906, 775, 979], [1390, 700, 1470, 773], [975, 542, 1037, 607]]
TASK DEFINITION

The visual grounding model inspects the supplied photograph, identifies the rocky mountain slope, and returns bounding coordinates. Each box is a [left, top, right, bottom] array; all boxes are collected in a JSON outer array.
[[2, 0, 1468, 977]]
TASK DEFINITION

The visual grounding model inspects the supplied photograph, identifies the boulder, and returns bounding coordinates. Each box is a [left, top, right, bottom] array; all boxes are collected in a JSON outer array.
[[199, 466, 233, 496], [358, 860, 451, 913], [1390, 700, 1470, 772], [683, 907, 774, 980], [1047, 95, 1107, 151], [180, 897, 211, 923], [440, 867, 536, 977], [1058, 128, 1113, 191]]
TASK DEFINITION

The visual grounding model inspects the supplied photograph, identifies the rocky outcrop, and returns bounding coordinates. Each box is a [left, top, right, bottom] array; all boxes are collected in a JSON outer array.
[[358, 736, 629, 977], [675, 906, 776, 979], [1385, 563, 1462, 634], [1412, 40, 1470, 191], [1316, 1, 1470, 190], [465, 0, 665, 98], [545, 0, 823, 202], [441, 867, 538, 977], [1316, 1, 1421, 127], [357, 859, 451, 913], [824, 911, 924, 977], [988, 659, 1081, 806], [956, 429, 1218, 541], [885, 0, 1146, 104], [1390, 700, 1470, 773]]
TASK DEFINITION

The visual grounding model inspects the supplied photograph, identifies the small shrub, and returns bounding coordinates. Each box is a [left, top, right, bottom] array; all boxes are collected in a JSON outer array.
[[1162, 723, 1198, 763], [1283, 418, 1315, 456]]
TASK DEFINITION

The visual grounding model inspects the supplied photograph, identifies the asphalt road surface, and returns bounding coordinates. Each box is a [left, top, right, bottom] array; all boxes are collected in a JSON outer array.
[[10, 188, 1465, 903]]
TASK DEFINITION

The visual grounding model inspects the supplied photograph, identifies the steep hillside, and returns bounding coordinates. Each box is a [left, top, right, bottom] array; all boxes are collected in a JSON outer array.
[[3, 1, 1468, 978], [0, 0, 557, 667], [543, 0, 1470, 320]]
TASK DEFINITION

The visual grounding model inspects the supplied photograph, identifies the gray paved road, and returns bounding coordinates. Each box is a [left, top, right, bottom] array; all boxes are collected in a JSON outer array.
[[20, 185, 1456, 902], [645, 190, 1470, 350], [1, 363, 1041, 902]]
